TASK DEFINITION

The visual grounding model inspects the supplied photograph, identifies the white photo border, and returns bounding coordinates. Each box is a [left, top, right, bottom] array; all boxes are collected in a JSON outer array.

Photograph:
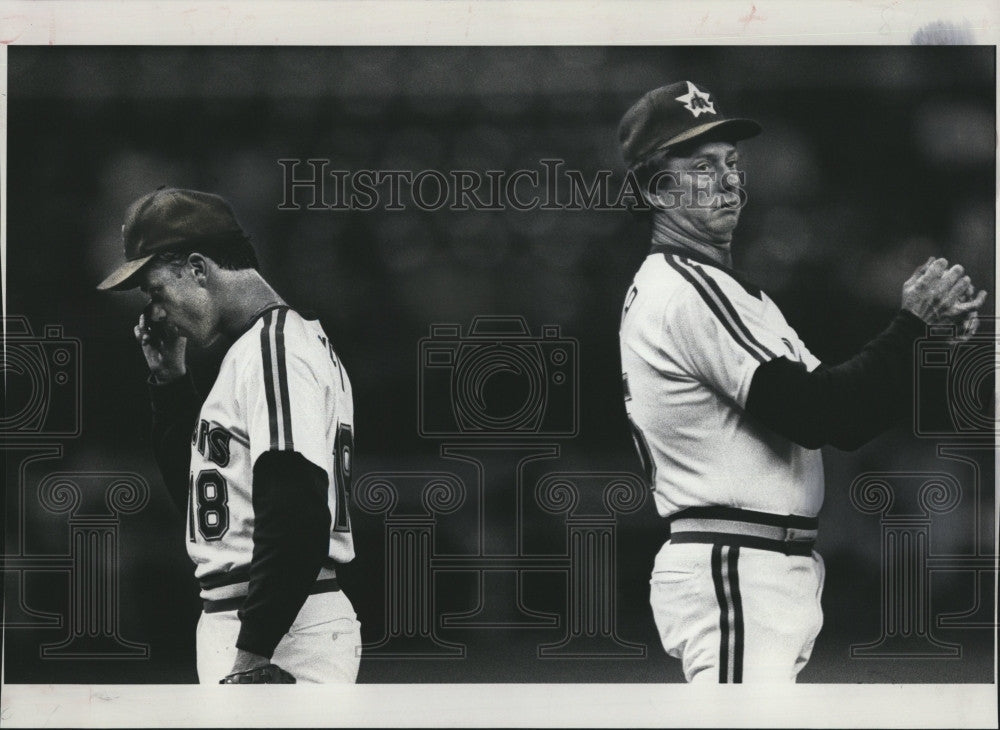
[[0, 1, 997, 727]]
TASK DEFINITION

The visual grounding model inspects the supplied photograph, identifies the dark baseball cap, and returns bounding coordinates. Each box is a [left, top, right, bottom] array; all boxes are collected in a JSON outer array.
[[618, 81, 761, 167], [97, 187, 246, 291]]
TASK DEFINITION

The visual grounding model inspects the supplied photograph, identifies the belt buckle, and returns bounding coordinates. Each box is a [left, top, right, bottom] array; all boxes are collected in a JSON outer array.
[[784, 527, 812, 543]]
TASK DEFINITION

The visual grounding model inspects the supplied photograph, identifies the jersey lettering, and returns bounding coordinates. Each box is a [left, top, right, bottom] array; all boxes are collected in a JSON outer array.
[[194, 469, 230, 541], [627, 417, 655, 488], [193, 419, 232, 467], [321, 337, 347, 391], [188, 473, 196, 542], [622, 285, 638, 325], [333, 424, 354, 532], [207, 427, 232, 467]]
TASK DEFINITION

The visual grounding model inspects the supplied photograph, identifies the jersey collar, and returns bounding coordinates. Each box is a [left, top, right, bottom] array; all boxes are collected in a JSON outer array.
[[235, 303, 289, 339], [650, 243, 762, 299]]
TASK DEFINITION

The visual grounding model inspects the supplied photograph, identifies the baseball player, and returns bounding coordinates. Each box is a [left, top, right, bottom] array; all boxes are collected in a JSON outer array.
[[617, 82, 987, 682], [98, 188, 361, 684]]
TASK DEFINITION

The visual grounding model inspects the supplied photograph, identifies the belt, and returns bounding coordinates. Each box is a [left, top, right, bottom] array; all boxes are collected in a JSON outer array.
[[203, 578, 341, 614], [665, 506, 818, 557], [199, 562, 339, 602]]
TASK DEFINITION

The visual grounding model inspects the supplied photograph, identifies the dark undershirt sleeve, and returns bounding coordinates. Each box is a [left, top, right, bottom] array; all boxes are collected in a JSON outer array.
[[149, 372, 202, 514], [236, 450, 331, 659], [744, 310, 927, 451]]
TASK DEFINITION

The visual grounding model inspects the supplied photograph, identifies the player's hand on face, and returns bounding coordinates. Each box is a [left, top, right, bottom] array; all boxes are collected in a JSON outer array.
[[901, 257, 987, 328], [133, 305, 187, 383]]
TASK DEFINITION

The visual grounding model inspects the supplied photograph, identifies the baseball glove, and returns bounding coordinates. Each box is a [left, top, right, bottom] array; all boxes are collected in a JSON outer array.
[[219, 663, 296, 684]]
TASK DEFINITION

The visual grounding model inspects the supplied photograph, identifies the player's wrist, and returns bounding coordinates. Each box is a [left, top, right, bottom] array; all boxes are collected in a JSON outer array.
[[893, 308, 928, 334]]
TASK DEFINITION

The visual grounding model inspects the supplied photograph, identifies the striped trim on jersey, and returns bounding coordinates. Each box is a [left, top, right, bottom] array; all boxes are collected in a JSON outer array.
[[711, 544, 744, 683], [260, 308, 294, 451], [664, 254, 777, 364]]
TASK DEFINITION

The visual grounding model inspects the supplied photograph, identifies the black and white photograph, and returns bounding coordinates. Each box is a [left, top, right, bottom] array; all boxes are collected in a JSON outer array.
[[1, 1, 997, 726]]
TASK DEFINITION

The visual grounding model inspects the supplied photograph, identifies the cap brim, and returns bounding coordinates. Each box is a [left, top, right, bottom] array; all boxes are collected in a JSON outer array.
[[96, 254, 156, 291], [643, 118, 762, 162]]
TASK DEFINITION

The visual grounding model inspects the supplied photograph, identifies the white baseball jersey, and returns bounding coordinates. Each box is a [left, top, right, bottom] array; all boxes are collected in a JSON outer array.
[[186, 306, 355, 600], [620, 249, 825, 519]]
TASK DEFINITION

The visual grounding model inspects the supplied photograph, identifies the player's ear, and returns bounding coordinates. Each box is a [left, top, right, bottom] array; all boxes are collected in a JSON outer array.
[[187, 253, 210, 284], [644, 170, 678, 211], [642, 170, 667, 210]]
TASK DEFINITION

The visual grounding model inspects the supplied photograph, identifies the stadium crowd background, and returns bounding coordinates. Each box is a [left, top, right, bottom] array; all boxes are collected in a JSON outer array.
[[4, 45, 994, 682]]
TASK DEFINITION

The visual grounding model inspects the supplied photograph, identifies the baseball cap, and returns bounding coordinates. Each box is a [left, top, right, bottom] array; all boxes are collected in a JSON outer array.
[[618, 81, 761, 167], [96, 187, 246, 291]]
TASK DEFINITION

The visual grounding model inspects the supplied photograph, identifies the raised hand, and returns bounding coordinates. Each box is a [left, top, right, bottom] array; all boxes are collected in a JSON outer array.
[[902, 257, 987, 332], [133, 303, 187, 383]]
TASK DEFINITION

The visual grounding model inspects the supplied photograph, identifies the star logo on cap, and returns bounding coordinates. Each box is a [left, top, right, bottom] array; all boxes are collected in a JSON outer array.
[[675, 81, 716, 118]]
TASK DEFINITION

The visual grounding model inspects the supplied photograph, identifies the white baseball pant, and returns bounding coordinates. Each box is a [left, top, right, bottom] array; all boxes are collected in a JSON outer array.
[[197, 589, 362, 684], [649, 540, 825, 682]]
